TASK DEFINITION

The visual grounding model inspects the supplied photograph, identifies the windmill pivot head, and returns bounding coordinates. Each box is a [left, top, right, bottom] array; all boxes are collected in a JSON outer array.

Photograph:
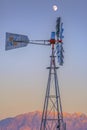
[[49, 39, 56, 44], [49, 32, 56, 44]]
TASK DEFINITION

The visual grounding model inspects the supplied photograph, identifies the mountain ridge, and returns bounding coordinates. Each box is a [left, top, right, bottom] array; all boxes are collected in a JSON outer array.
[[0, 111, 87, 130]]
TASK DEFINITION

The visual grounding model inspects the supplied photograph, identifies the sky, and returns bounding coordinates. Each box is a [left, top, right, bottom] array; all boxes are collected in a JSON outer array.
[[0, 0, 87, 120]]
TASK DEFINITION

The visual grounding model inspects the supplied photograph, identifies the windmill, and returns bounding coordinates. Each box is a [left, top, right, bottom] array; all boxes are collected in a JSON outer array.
[[40, 17, 66, 130], [5, 17, 66, 130]]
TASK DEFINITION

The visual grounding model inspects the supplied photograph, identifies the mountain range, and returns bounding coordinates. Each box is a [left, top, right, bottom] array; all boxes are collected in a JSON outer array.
[[0, 111, 87, 130]]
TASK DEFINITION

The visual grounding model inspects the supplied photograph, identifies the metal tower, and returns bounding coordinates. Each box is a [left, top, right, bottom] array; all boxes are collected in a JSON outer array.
[[40, 41, 65, 130]]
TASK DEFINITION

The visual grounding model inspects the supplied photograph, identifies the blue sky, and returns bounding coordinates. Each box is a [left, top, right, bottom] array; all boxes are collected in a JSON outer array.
[[0, 0, 87, 119]]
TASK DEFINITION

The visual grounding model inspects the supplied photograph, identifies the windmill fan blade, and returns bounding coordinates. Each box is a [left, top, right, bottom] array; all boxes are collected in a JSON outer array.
[[56, 17, 61, 38]]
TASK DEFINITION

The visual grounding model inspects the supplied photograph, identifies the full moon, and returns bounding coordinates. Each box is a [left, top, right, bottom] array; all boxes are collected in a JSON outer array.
[[53, 5, 58, 11]]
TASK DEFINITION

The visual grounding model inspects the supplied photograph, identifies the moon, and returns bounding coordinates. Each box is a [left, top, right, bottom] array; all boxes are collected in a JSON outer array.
[[53, 5, 58, 11]]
